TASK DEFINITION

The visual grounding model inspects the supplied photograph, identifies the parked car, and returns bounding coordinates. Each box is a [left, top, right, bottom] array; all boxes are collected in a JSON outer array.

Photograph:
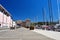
[[46, 25, 51, 30], [41, 25, 48, 30], [54, 24, 60, 32], [35, 25, 41, 29], [47, 25, 55, 31]]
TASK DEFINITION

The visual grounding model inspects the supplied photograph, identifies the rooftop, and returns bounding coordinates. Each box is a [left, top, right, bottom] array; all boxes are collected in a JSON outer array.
[[0, 4, 11, 16]]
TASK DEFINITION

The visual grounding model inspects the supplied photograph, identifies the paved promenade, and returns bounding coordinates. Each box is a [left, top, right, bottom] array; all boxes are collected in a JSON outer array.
[[0, 27, 54, 40], [33, 29, 60, 40]]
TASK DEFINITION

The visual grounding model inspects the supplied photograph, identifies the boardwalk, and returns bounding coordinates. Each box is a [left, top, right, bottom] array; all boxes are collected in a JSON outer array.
[[0, 27, 54, 40]]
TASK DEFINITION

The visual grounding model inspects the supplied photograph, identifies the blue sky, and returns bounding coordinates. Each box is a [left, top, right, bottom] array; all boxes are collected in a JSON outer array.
[[0, 0, 59, 22]]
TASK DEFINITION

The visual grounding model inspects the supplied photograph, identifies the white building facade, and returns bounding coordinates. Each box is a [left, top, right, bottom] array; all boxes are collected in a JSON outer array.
[[0, 4, 12, 28], [13, 21, 16, 27]]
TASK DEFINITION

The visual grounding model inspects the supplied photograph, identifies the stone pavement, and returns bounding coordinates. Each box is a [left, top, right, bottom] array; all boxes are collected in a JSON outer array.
[[0, 27, 54, 40]]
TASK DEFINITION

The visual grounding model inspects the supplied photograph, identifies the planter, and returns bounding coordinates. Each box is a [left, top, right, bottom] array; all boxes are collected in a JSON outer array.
[[10, 27, 15, 30], [30, 26, 34, 30], [25, 26, 29, 28], [26, 26, 29, 28]]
